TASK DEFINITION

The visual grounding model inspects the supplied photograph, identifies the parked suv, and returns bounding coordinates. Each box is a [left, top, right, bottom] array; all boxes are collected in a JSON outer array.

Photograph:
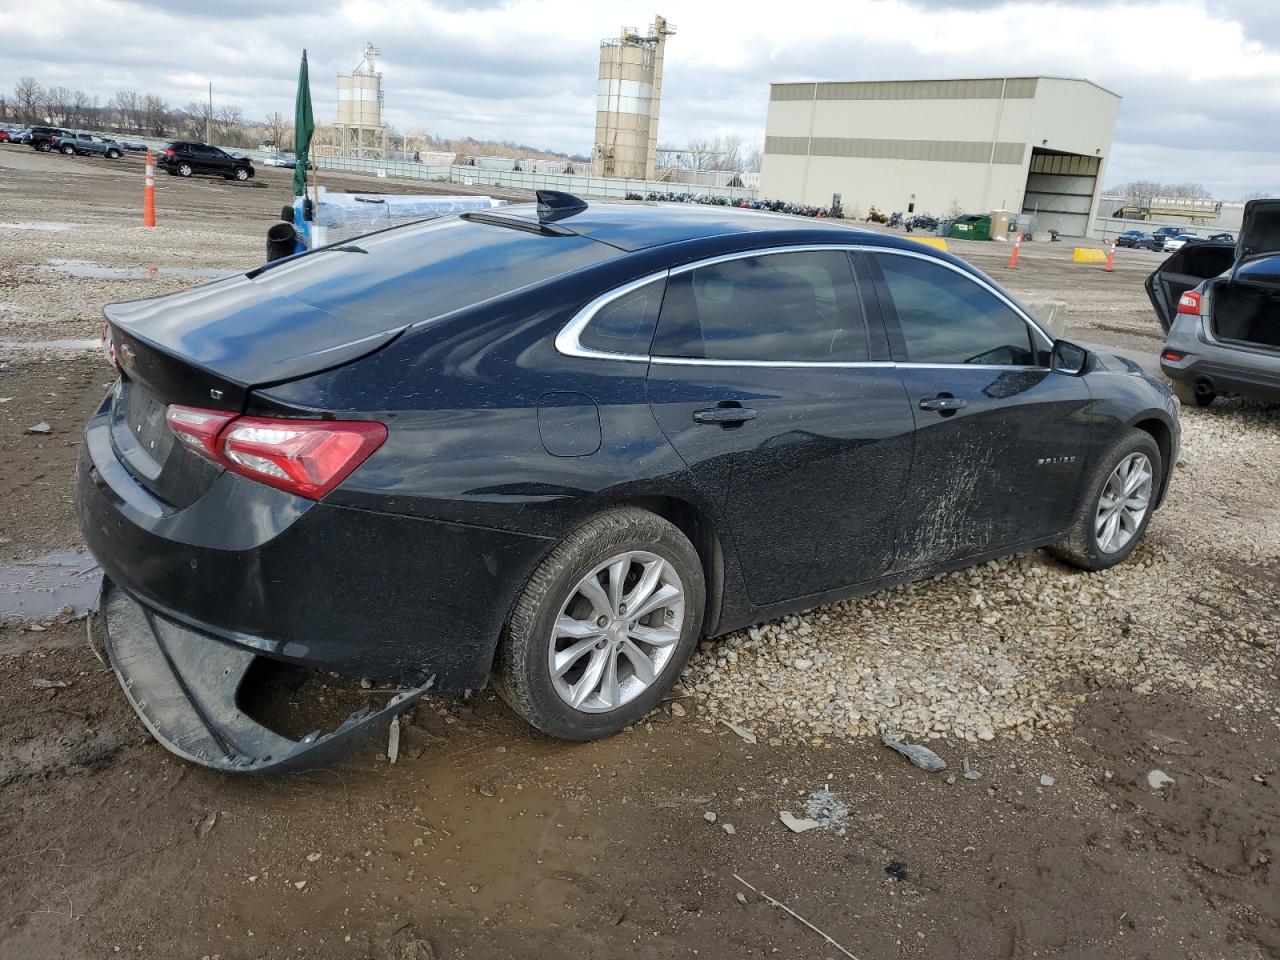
[[51, 132, 123, 159], [28, 125, 75, 152], [158, 141, 255, 181], [1150, 199, 1280, 406]]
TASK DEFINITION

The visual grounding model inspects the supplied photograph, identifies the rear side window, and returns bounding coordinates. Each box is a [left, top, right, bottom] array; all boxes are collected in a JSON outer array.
[[652, 250, 868, 362], [579, 277, 665, 356], [874, 253, 1036, 366], [252, 217, 617, 321]]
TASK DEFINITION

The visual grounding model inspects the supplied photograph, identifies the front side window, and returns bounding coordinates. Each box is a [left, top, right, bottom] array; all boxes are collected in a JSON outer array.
[[874, 254, 1037, 366], [652, 250, 868, 362], [579, 277, 665, 356]]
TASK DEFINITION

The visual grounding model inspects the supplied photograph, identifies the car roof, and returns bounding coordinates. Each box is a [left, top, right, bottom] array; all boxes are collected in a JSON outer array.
[[490, 200, 866, 253]]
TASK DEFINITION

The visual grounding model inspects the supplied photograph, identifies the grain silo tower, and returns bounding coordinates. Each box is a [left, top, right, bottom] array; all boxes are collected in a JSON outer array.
[[336, 42, 389, 160], [593, 15, 675, 180]]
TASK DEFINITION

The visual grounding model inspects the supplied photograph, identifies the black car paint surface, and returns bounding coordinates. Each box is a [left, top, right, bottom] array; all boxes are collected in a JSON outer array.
[[79, 202, 1179, 695]]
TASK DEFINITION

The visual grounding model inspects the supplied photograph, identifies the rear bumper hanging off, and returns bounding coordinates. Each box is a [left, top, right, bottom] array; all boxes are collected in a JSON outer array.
[[101, 580, 433, 772]]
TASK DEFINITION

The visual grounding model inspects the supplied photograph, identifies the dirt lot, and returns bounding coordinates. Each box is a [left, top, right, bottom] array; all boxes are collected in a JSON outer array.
[[1, 147, 1277, 960]]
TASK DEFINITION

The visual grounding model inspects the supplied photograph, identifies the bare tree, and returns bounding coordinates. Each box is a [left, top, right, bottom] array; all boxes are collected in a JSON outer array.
[[14, 76, 43, 123], [142, 94, 169, 137], [718, 133, 743, 172], [213, 104, 244, 143], [1111, 179, 1215, 201], [113, 90, 145, 132], [264, 111, 292, 150], [1239, 190, 1270, 202], [44, 86, 75, 126], [182, 101, 211, 139], [70, 89, 91, 127], [742, 141, 763, 173]]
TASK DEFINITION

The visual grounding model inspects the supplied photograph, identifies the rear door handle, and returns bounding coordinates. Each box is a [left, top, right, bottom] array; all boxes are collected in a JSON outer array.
[[919, 396, 967, 413], [693, 405, 758, 425]]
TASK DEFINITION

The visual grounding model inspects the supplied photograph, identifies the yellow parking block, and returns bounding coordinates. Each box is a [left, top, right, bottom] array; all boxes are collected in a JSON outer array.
[[1073, 247, 1107, 263], [908, 236, 949, 252]]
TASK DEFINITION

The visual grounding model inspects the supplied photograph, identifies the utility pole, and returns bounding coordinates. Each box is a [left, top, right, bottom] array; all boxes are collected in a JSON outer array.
[[206, 82, 213, 144]]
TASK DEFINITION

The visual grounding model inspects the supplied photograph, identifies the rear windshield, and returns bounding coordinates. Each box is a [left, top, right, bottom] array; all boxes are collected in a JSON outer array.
[[252, 216, 616, 321]]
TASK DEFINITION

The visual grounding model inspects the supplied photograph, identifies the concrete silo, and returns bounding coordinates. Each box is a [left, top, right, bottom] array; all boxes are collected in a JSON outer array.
[[593, 15, 674, 180], [335, 42, 389, 160]]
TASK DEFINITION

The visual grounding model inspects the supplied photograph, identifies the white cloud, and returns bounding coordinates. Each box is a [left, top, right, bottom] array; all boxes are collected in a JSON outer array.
[[1, 0, 1276, 196]]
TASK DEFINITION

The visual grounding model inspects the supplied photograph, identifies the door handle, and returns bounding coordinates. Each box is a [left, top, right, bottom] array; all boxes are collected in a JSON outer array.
[[693, 405, 758, 425], [919, 395, 967, 413]]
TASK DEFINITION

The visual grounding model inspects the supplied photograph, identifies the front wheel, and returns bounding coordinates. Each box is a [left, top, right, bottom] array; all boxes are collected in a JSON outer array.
[[1048, 429, 1162, 571], [177, 162, 193, 177], [107, 149, 121, 159], [234, 167, 250, 181], [495, 508, 705, 741], [35, 141, 50, 152]]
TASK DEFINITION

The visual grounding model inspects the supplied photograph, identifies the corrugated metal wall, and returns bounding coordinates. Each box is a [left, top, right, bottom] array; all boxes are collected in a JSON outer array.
[[770, 77, 1038, 101], [764, 136, 1025, 165]]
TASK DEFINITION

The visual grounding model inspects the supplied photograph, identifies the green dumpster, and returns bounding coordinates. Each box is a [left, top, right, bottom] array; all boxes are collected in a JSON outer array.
[[949, 214, 992, 241]]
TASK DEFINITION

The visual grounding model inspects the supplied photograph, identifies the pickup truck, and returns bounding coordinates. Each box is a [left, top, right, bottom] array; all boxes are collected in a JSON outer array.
[[28, 125, 75, 152], [51, 132, 124, 159]]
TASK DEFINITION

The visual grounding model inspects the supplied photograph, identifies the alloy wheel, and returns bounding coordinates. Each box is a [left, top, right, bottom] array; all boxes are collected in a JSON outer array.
[[548, 550, 685, 713], [1095, 452, 1153, 553]]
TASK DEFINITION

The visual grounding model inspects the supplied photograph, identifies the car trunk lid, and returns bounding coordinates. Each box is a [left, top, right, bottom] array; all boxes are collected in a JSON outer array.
[[103, 274, 408, 506], [1235, 199, 1280, 263]]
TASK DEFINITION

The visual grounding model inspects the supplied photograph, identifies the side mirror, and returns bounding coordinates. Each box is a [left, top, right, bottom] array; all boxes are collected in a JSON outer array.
[[1050, 339, 1091, 376]]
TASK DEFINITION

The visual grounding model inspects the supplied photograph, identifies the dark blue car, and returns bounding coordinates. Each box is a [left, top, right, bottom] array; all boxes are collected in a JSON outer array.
[[79, 193, 1180, 770]]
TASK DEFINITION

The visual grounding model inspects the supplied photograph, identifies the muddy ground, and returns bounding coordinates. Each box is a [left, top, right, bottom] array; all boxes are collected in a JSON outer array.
[[1, 147, 1277, 960]]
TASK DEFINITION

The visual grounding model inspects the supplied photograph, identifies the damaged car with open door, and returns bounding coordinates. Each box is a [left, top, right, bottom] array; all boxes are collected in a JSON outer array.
[[79, 193, 1180, 773], [1151, 199, 1280, 406]]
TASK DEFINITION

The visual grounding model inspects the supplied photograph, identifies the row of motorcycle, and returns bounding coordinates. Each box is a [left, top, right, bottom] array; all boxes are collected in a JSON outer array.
[[865, 207, 940, 232], [624, 192, 843, 219]]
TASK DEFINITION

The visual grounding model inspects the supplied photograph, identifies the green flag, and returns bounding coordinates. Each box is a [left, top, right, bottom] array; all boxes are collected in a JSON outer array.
[[293, 49, 315, 197]]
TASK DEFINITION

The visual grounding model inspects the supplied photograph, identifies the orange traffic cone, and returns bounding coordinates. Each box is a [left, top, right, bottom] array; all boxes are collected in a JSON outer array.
[[143, 151, 156, 228], [1104, 239, 1116, 272], [1007, 237, 1020, 269]]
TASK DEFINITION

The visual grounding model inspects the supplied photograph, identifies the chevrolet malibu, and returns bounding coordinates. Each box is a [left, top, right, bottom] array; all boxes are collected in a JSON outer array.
[[79, 193, 1180, 771]]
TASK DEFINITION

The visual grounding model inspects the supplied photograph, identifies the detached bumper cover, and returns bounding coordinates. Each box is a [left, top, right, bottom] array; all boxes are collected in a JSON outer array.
[[102, 581, 432, 772]]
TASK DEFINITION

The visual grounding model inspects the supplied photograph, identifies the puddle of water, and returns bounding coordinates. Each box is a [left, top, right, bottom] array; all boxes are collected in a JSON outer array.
[[40, 259, 238, 280], [0, 221, 78, 231], [0, 338, 99, 352], [0, 550, 102, 621]]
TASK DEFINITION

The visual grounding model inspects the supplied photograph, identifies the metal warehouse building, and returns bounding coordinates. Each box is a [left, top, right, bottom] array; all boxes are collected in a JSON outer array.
[[759, 76, 1120, 237]]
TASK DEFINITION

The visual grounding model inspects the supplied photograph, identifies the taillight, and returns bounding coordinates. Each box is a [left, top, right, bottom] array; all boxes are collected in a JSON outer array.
[[1177, 291, 1202, 315], [100, 322, 119, 370], [164, 148, 175, 157], [1162, 350, 1186, 362], [165, 404, 386, 500], [166, 405, 237, 462]]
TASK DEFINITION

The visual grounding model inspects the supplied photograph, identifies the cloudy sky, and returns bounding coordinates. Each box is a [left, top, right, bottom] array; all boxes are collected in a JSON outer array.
[[2, 0, 1277, 197]]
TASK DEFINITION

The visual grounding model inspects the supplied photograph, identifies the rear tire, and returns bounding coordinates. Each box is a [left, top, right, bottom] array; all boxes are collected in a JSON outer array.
[[60, 144, 75, 155], [35, 141, 50, 152], [177, 162, 193, 177], [495, 508, 705, 741], [1048, 428, 1162, 571]]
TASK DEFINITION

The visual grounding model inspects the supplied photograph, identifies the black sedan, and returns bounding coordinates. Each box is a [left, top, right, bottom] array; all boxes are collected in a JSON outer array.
[[1114, 229, 1151, 249], [79, 193, 1181, 770]]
